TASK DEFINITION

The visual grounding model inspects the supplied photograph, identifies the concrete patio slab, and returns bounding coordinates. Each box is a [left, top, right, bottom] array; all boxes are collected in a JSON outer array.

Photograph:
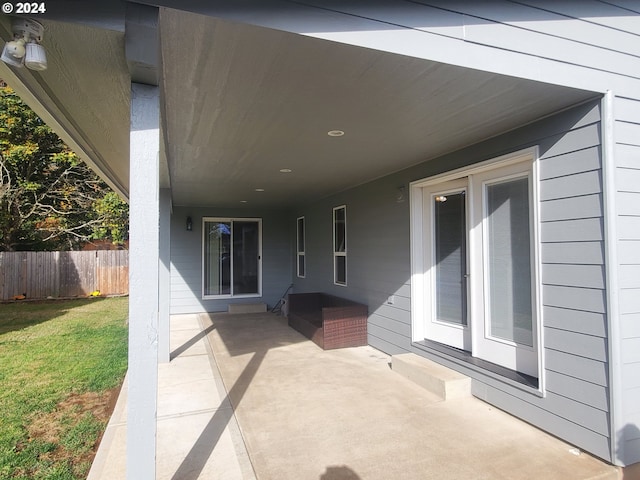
[[90, 311, 620, 480], [202, 312, 620, 480], [87, 314, 255, 480]]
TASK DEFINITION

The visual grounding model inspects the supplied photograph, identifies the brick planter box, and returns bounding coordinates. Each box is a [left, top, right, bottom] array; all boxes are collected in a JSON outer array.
[[287, 292, 368, 350]]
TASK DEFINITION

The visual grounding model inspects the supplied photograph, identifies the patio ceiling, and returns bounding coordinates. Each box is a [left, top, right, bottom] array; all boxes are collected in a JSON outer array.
[[161, 8, 597, 208], [1, 7, 599, 208]]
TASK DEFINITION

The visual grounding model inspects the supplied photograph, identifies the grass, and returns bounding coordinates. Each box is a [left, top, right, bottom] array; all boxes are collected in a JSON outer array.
[[0, 297, 128, 480]]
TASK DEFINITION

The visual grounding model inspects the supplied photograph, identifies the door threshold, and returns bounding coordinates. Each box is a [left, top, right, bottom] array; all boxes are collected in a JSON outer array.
[[414, 339, 538, 390]]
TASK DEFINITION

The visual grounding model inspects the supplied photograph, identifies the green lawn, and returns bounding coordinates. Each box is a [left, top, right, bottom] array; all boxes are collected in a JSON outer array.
[[0, 297, 128, 480]]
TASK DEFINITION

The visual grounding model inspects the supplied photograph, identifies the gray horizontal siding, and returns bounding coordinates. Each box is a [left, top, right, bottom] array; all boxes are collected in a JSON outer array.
[[618, 216, 640, 240], [292, 100, 611, 461], [543, 264, 605, 289], [544, 327, 607, 362], [539, 170, 601, 201], [541, 218, 603, 242], [545, 349, 608, 387], [619, 241, 640, 265], [473, 382, 611, 461], [462, 15, 640, 79], [541, 242, 604, 265], [539, 146, 601, 180], [544, 306, 606, 337], [458, 0, 640, 57], [621, 313, 640, 339], [617, 192, 640, 216], [622, 386, 640, 416], [543, 285, 606, 313], [532, 102, 611, 461], [540, 194, 603, 222], [545, 371, 609, 411], [622, 363, 640, 390]]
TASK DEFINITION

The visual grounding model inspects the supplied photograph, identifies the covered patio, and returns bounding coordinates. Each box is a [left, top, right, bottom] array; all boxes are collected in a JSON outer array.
[[89, 312, 618, 480], [4, 2, 639, 477]]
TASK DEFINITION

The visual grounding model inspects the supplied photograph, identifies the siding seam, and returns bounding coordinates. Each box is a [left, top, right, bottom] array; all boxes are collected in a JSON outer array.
[[510, 0, 640, 36]]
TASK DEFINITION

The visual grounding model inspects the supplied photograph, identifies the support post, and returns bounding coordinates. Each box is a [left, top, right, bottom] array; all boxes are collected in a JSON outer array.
[[127, 83, 160, 480], [158, 188, 171, 363]]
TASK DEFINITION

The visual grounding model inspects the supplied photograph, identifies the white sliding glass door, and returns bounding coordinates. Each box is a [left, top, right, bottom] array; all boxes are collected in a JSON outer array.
[[203, 218, 262, 298], [412, 149, 540, 378]]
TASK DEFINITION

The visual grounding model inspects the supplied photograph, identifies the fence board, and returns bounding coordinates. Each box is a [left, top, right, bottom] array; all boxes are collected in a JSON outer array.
[[0, 250, 128, 300]]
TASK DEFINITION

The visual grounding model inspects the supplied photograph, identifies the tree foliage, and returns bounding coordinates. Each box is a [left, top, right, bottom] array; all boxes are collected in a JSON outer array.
[[0, 84, 128, 251]]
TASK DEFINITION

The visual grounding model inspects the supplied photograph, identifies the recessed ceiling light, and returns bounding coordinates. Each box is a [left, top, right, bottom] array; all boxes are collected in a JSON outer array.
[[240, 200, 248, 203], [255, 188, 265, 192], [279, 168, 292, 173], [327, 130, 344, 137]]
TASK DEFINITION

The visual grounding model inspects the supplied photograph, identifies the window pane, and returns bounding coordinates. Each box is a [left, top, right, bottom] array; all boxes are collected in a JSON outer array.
[[297, 217, 305, 252], [204, 222, 231, 295], [335, 256, 346, 285], [233, 221, 259, 294], [334, 207, 346, 252], [434, 192, 467, 326], [486, 178, 533, 346], [298, 254, 305, 277]]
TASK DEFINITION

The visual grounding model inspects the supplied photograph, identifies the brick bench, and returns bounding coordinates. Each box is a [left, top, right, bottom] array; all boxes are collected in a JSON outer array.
[[287, 292, 368, 350]]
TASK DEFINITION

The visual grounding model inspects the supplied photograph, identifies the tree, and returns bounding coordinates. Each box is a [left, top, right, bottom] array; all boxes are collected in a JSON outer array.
[[0, 83, 128, 251]]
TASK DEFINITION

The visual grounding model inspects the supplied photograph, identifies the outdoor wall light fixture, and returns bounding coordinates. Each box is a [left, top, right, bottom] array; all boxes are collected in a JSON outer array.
[[435, 195, 448, 203], [1, 18, 47, 70], [186, 217, 193, 231], [396, 186, 406, 203]]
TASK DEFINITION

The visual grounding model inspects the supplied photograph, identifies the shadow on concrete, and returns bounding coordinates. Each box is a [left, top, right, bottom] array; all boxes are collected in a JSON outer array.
[[168, 313, 300, 480], [169, 350, 265, 480], [320, 465, 361, 479], [169, 323, 216, 360]]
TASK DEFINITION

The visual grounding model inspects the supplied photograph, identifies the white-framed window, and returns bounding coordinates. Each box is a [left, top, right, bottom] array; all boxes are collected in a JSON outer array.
[[297, 216, 305, 278], [333, 205, 347, 286], [410, 147, 542, 381], [202, 217, 262, 298]]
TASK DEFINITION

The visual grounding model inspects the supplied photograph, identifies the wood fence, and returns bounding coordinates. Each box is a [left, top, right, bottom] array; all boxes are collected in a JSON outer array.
[[0, 250, 129, 301]]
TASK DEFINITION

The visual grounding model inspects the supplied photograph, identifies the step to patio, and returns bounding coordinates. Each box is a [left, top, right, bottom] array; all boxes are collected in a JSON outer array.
[[228, 303, 268, 314], [391, 353, 471, 401]]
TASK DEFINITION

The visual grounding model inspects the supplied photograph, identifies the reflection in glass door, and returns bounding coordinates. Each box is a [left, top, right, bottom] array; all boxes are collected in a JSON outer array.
[[424, 179, 470, 350], [203, 218, 261, 297], [233, 221, 259, 295], [485, 177, 533, 347], [435, 191, 467, 327], [204, 221, 231, 296]]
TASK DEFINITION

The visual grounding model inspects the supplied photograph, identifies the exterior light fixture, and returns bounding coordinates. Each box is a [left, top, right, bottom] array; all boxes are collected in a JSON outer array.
[[186, 216, 193, 231], [396, 186, 406, 203], [435, 195, 447, 203], [1, 18, 47, 70]]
